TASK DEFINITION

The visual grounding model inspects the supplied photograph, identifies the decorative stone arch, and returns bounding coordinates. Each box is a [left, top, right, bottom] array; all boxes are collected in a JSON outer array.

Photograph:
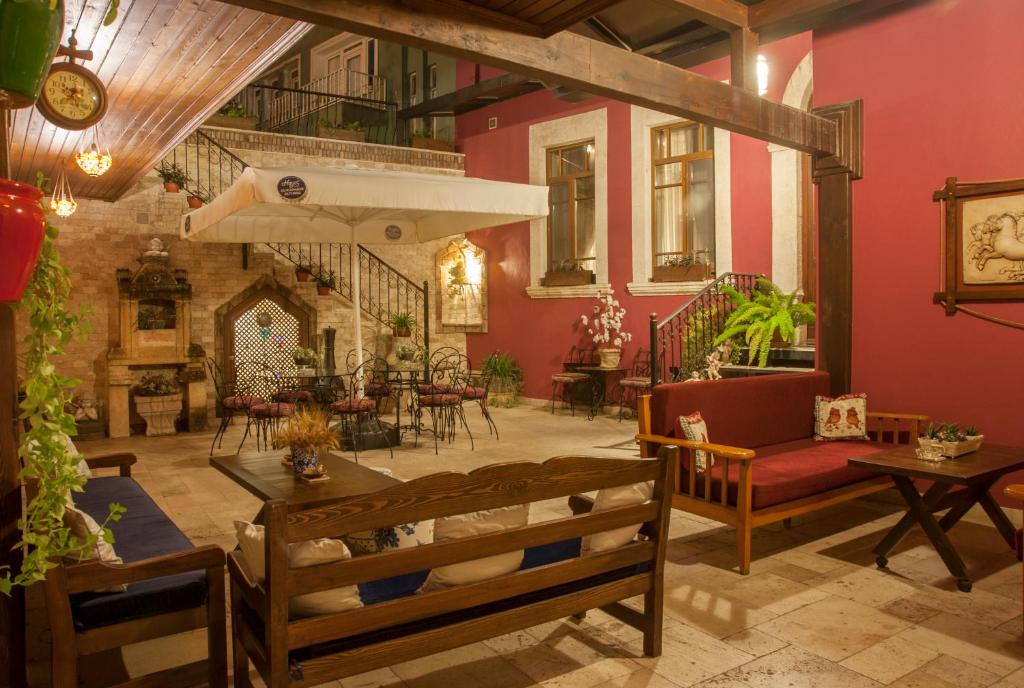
[[213, 275, 318, 383], [770, 51, 814, 293]]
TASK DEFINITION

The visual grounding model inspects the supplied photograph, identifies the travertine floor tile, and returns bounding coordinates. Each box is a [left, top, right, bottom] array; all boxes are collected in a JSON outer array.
[[916, 654, 1002, 688], [898, 613, 1024, 675], [838, 635, 938, 684], [706, 646, 882, 688]]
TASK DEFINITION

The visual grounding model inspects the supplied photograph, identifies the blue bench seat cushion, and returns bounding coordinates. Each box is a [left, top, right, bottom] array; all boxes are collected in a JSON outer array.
[[70, 476, 208, 630]]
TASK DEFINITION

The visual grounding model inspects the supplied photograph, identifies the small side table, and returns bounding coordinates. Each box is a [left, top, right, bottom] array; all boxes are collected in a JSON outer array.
[[849, 444, 1024, 592], [575, 366, 627, 421]]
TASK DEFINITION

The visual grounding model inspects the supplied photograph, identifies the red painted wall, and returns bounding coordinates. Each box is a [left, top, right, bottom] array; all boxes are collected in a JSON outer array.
[[813, 0, 1024, 446], [458, 34, 811, 399]]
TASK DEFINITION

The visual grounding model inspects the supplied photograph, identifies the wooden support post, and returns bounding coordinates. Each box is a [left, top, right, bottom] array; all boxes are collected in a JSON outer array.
[[0, 304, 26, 688], [730, 27, 759, 93]]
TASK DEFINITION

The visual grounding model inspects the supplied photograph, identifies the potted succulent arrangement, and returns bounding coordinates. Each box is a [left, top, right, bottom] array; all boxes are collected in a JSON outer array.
[[316, 118, 366, 143], [714, 277, 816, 367], [919, 422, 983, 459], [133, 373, 182, 436], [411, 126, 455, 153], [157, 162, 189, 193], [0, 0, 65, 108], [295, 263, 314, 282], [205, 102, 259, 130], [273, 408, 339, 477], [543, 260, 596, 287], [482, 351, 523, 407], [315, 270, 336, 296], [580, 290, 632, 369], [388, 312, 416, 338], [292, 346, 320, 376]]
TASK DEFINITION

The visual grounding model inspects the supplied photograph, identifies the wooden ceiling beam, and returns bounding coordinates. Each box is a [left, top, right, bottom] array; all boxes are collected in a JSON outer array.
[[651, 0, 750, 31], [749, 0, 861, 30], [216, 0, 839, 155], [729, 27, 758, 93]]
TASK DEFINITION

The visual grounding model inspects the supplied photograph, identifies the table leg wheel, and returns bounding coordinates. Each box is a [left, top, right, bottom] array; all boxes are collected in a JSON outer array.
[[875, 556, 888, 569], [957, 578, 972, 593]]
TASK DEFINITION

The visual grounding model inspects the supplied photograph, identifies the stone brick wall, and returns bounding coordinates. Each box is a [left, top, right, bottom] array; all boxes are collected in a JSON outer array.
[[16, 132, 467, 432]]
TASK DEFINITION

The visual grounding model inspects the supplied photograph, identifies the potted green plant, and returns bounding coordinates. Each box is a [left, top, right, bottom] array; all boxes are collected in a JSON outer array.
[[653, 251, 710, 283], [543, 260, 595, 287], [273, 408, 339, 476], [157, 162, 189, 193], [0, 0, 65, 108], [295, 263, 314, 282], [920, 422, 984, 458], [482, 351, 523, 407], [186, 192, 205, 209], [133, 373, 182, 436], [388, 312, 417, 338], [713, 278, 816, 368], [205, 102, 259, 130], [316, 118, 367, 143], [292, 346, 320, 373], [411, 126, 455, 153], [315, 270, 336, 296]]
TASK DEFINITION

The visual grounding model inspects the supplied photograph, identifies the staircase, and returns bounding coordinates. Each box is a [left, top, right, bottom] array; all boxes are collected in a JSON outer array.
[[649, 272, 761, 385], [164, 130, 429, 346]]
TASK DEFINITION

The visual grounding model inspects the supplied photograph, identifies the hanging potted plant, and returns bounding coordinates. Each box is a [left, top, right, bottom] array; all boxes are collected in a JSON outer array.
[[273, 408, 339, 476], [315, 270, 336, 296], [388, 312, 416, 338], [156, 162, 188, 193], [0, 0, 65, 109], [0, 178, 47, 302], [580, 290, 632, 369], [132, 373, 182, 436], [714, 277, 816, 367]]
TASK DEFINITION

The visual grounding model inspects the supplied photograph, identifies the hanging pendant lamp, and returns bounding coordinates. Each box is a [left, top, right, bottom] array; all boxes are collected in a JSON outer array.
[[75, 124, 112, 177], [50, 165, 77, 217]]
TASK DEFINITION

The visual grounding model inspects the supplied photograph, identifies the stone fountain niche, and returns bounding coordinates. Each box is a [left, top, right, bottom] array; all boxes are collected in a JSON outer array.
[[106, 238, 207, 438]]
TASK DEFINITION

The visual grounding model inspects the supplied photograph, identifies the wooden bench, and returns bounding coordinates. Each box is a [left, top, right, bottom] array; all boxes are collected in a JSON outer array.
[[229, 454, 674, 687], [43, 452, 227, 688], [636, 372, 926, 573]]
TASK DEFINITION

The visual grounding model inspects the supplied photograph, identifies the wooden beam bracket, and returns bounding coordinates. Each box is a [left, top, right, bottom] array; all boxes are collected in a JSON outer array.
[[812, 99, 863, 180]]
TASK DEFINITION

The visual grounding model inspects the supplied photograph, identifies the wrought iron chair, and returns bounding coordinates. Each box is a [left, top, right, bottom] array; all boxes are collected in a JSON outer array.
[[345, 348, 376, 373], [235, 363, 295, 453], [329, 359, 394, 463], [271, 374, 316, 406], [417, 353, 474, 454], [418, 347, 460, 395], [463, 355, 499, 439], [617, 347, 653, 422], [550, 346, 596, 416], [206, 357, 264, 457]]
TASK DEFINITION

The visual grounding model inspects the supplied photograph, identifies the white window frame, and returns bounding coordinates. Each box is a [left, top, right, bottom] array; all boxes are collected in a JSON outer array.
[[627, 105, 733, 296], [526, 108, 610, 299], [310, 33, 372, 82]]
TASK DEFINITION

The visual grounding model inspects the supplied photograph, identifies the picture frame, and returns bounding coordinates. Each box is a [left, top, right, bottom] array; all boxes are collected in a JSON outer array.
[[933, 176, 1024, 314]]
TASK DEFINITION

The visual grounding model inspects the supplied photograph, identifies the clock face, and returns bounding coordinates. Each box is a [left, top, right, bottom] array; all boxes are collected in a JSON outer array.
[[38, 63, 107, 130]]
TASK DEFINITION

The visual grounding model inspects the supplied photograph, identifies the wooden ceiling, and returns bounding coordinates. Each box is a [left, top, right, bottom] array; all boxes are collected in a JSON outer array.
[[407, 0, 625, 37], [9, 0, 308, 201]]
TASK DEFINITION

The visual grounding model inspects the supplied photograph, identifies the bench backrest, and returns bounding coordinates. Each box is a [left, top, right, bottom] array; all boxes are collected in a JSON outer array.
[[256, 454, 673, 665], [649, 372, 830, 449]]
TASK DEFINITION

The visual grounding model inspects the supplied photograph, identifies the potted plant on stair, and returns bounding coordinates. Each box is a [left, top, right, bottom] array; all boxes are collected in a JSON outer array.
[[388, 312, 416, 338], [205, 102, 259, 130], [0, 0, 65, 108], [295, 263, 314, 282], [714, 277, 816, 368], [133, 373, 182, 436], [187, 193, 206, 209], [315, 270, 336, 296], [157, 163, 188, 193], [316, 118, 366, 143], [580, 289, 632, 368], [411, 127, 455, 153]]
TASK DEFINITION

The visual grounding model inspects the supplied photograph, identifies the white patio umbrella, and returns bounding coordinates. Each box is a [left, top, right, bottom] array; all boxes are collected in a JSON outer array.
[[181, 165, 548, 370]]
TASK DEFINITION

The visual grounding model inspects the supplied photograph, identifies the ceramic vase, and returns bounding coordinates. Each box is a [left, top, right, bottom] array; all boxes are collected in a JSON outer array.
[[598, 347, 622, 369], [0, 179, 46, 302], [291, 448, 319, 474], [0, 0, 64, 108]]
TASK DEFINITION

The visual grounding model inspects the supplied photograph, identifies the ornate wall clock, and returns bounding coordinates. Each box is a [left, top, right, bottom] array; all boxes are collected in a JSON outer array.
[[37, 60, 108, 130]]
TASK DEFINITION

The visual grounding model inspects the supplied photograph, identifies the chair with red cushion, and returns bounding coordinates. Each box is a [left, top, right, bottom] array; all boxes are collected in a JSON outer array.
[[329, 360, 394, 463], [617, 348, 653, 422], [206, 357, 264, 457], [417, 354, 474, 454], [550, 346, 596, 416], [465, 353, 502, 439], [417, 347, 460, 395]]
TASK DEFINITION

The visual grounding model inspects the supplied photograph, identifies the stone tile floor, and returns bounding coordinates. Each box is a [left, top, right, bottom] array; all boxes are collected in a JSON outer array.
[[29, 402, 1024, 688]]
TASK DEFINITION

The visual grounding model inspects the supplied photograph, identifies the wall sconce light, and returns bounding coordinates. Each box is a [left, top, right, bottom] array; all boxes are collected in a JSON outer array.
[[50, 166, 77, 218], [75, 125, 112, 177], [756, 54, 769, 96]]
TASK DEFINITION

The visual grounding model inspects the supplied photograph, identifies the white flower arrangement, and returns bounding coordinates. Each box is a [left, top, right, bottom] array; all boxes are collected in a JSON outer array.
[[579, 289, 633, 349]]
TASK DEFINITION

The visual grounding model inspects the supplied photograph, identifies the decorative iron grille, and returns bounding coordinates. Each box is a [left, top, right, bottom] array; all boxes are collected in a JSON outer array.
[[233, 298, 300, 400]]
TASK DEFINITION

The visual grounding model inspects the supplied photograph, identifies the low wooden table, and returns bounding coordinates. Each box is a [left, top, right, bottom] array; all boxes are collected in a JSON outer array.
[[849, 444, 1024, 592], [211, 450, 400, 514]]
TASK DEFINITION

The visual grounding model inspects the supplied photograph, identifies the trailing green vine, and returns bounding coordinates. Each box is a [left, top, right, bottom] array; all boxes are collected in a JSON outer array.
[[0, 209, 123, 594]]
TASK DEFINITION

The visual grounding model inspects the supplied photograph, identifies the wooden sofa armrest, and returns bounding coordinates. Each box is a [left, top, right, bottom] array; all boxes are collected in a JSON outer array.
[[85, 452, 138, 477], [867, 412, 929, 422], [65, 544, 225, 594], [635, 433, 756, 461], [1005, 485, 1024, 501]]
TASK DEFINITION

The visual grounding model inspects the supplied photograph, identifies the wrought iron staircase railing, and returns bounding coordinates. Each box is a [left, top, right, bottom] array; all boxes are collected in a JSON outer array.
[[649, 272, 762, 386], [163, 130, 428, 346]]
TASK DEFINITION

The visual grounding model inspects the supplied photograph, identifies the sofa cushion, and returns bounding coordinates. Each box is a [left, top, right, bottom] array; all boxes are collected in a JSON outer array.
[[693, 440, 884, 509], [650, 372, 830, 449], [70, 477, 207, 631]]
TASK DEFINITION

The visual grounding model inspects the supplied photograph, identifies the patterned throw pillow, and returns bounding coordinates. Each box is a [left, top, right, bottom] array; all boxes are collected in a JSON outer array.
[[815, 394, 869, 441], [679, 411, 712, 471]]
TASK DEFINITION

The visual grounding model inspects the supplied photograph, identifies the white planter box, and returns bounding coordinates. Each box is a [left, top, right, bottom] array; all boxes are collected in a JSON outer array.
[[135, 393, 182, 436]]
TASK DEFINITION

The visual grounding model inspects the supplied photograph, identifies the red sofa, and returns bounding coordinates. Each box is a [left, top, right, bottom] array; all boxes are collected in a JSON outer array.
[[637, 371, 926, 573]]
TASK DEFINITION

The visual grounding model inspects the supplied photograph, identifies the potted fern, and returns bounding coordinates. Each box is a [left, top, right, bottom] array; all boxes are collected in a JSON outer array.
[[388, 312, 416, 338], [713, 278, 815, 367], [315, 270, 336, 296], [481, 351, 523, 407]]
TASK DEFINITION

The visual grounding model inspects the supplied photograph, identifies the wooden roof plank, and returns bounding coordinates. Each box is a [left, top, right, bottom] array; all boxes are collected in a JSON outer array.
[[651, 0, 749, 30]]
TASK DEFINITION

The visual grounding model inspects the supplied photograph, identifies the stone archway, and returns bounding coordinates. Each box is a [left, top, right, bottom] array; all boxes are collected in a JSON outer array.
[[770, 51, 814, 294]]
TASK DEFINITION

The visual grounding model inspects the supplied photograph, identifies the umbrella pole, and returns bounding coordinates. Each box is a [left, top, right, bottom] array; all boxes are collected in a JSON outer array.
[[352, 235, 363, 376]]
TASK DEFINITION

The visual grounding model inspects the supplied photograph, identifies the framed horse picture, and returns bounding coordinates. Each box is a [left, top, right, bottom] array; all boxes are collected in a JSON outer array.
[[933, 176, 1024, 314]]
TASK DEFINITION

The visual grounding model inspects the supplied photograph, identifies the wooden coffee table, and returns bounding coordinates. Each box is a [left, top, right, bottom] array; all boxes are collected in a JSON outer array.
[[849, 444, 1024, 592], [211, 450, 400, 515]]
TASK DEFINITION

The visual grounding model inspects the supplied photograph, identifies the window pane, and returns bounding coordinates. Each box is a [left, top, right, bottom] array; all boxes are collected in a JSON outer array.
[[575, 196, 595, 260], [687, 157, 716, 269], [561, 145, 587, 174], [670, 125, 698, 156], [585, 143, 594, 171], [576, 175, 594, 199], [654, 186, 683, 263], [549, 180, 569, 204], [654, 129, 669, 160], [549, 201, 571, 267], [655, 162, 681, 186], [704, 125, 715, 152], [548, 150, 561, 178]]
